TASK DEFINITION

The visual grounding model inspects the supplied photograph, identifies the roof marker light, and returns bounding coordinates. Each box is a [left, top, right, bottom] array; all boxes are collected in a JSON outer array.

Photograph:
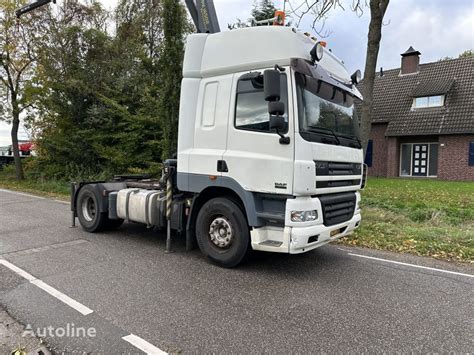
[[273, 10, 285, 26], [310, 42, 324, 63], [351, 70, 362, 85]]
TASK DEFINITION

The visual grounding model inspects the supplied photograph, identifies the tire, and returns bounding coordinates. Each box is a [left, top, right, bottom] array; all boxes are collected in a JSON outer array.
[[195, 197, 250, 268], [76, 185, 108, 233]]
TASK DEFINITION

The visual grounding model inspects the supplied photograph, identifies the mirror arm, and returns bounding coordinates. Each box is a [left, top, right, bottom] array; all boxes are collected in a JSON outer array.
[[279, 135, 291, 145], [274, 126, 290, 145]]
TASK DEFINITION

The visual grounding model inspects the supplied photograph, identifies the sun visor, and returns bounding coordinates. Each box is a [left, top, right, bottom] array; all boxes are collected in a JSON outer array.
[[291, 58, 363, 100]]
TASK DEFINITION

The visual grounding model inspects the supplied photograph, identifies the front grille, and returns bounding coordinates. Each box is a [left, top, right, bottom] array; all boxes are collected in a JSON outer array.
[[316, 179, 361, 188], [318, 192, 356, 226], [315, 161, 362, 176]]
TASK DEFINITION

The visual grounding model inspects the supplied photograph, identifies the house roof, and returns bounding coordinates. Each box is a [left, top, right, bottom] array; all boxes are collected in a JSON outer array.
[[360, 56, 473, 136]]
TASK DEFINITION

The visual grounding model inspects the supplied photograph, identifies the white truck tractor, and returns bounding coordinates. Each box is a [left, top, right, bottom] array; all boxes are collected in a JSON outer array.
[[18, 0, 366, 267]]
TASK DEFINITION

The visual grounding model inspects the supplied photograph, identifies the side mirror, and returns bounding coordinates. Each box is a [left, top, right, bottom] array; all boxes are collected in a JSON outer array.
[[268, 101, 285, 116], [269, 101, 286, 131], [264, 69, 280, 101], [270, 115, 286, 131]]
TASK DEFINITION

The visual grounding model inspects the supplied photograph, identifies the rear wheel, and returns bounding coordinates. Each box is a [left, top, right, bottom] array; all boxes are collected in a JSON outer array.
[[195, 197, 250, 268], [76, 185, 108, 233]]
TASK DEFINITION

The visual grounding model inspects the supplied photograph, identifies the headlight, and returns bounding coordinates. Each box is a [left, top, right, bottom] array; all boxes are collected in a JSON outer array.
[[291, 210, 318, 222]]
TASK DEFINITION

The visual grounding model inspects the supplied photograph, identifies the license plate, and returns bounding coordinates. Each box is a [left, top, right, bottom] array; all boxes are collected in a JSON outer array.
[[330, 228, 342, 237]]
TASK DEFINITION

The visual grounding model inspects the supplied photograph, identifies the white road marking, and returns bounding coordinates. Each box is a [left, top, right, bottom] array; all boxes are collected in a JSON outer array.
[[1, 239, 88, 258], [0, 188, 46, 199], [0, 259, 93, 315], [0, 188, 69, 204], [122, 334, 167, 355], [348, 253, 474, 279], [54, 199, 70, 205], [31, 280, 93, 316], [0, 259, 36, 281]]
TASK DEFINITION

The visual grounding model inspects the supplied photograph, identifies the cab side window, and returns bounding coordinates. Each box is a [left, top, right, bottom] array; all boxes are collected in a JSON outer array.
[[235, 73, 288, 133]]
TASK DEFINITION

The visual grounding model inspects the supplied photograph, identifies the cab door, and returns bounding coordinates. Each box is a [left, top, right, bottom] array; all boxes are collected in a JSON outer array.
[[222, 69, 294, 194], [188, 74, 233, 176]]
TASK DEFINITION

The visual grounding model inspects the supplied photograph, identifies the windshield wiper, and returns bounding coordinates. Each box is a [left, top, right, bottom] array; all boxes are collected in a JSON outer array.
[[337, 132, 362, 148], [306, 126, 341, 145], [352, 134, 362, 149]]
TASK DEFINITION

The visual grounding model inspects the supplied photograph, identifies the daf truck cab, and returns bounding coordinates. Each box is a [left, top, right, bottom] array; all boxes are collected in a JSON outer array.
[[70, 26, 366, 267]]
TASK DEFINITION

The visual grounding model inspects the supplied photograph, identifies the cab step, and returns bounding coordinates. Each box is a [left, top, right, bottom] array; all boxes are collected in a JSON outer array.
[[258, 240, 283, 247]]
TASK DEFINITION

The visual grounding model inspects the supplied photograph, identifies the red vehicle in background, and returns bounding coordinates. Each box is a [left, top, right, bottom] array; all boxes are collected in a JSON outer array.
[[19, 141, 33, 155], [5, 141, 35, 156]]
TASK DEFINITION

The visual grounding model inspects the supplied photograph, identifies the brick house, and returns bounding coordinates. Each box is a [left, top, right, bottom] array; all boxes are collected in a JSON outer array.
[[364, 47, 473, 181]]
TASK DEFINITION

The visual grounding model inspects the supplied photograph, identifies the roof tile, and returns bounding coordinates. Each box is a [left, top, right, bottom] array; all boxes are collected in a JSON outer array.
[[358, 56, 473, 136]]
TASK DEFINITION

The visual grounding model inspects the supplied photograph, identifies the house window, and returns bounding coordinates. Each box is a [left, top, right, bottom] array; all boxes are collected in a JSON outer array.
[[400, 143, 438, 177], [469, 142, 474, 166], [413, 95, 444, 109], [235, 73, 288, 133], [365, 139, 373, 167]]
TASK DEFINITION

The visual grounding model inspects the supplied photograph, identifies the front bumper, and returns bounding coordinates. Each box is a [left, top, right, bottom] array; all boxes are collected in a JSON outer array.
[[250, 193, 361, 253], [288, 212, 360, 253]]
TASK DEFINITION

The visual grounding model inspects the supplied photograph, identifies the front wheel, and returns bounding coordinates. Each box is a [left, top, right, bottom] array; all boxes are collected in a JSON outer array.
[[195, 197, 250, 268]]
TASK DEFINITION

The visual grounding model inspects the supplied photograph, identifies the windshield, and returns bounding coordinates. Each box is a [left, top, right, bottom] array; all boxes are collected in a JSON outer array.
[[295, 72, 360, 147]]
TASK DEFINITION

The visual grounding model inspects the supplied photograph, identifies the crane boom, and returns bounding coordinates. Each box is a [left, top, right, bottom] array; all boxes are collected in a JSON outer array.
[[184, 0, 220, 33], [16, 0, 54, 18]]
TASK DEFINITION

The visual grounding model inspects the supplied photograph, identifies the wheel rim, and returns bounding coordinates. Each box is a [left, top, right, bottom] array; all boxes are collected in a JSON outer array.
[[81, 196, 96, 222], [208, 216, 233, 249]]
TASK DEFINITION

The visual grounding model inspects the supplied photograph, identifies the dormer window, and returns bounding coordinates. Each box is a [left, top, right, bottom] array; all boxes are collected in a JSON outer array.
[[413, 95, 445, 109]]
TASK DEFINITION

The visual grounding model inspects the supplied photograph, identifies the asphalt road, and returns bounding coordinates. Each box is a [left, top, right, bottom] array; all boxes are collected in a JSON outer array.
[[0, 189, 473, 354]]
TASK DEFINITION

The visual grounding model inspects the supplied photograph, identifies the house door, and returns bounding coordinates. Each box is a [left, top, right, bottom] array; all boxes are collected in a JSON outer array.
[[412, 144, 428, 176]]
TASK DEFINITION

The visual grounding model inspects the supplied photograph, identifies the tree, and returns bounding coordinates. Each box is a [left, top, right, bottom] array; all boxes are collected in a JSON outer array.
[[228, 0, 277, 29], [439, 49, 473, 61], [458, 49, 473, 58], [288, 0, 390, 153], [252, 0, 277, 22], [32, 0, 165, 179], [158, 0, 188, 161], [358, 0, 389, 153], [0, 0, 48, 179]]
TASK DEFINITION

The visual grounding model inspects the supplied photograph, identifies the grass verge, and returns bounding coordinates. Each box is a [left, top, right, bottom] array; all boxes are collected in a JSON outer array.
[[0, 166, 69, 201], [340, 178, 474, 263]]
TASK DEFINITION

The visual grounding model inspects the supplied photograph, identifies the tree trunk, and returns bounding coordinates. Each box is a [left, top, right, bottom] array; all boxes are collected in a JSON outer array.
[[359, 0, 389, 154], [11, 97, 25, 180]]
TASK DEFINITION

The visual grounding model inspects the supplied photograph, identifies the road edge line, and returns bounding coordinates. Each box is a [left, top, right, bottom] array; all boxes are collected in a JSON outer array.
[[122, 334, 167, 355], [0, 259, 37, 281], [0, 259, 93, 315], [31, 279, 93, 315], [348, 253, 474, 278], [0, 188, 69, 204]]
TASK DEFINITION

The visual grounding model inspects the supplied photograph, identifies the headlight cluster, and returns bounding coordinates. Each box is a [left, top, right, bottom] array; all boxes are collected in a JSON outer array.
[[291, 210, 318, 222]]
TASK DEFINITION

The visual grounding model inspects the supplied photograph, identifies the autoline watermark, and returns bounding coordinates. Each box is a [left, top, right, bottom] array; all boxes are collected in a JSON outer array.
[[22, 323, 96, 338]]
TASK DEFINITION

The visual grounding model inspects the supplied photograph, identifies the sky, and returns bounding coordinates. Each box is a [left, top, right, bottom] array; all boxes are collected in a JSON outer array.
[[1, 0, 473, 146]]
